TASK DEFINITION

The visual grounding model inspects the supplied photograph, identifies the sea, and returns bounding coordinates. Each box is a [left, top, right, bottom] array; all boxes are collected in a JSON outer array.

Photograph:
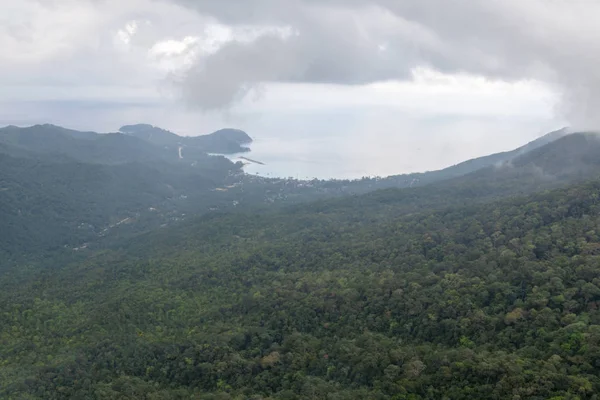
[[217, 128, 544, 181]]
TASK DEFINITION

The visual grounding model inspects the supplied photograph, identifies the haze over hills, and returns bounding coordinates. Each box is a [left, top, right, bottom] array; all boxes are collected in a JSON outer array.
[[9, 0, 600, 397], [5, 123, 600, 398], [0, 151, 238, 261], [376, 127, 571, 189], [0, 124, 580, 263], [3, 124, 600, 398], [0, 124, 591, 261], [0, 123, 252, 260], [289, 132, 600, 223], [0, 124, 253, 164], [119, 123, 253, 155]]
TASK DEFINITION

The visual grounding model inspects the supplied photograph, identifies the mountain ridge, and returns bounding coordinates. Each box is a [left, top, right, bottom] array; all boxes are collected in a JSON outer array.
[[0, 123, 253, 163], [119, 123, 253, 154], [378, 127, 570, 188]]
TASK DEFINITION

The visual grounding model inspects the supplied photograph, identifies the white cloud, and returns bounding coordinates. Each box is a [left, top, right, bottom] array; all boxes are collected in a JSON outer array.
[[150, 36, 198, 56], [233, 70, 557, 121], [0, 0, 100, 63], [116, 20, 143, 45], [160, 0, 600, 128]]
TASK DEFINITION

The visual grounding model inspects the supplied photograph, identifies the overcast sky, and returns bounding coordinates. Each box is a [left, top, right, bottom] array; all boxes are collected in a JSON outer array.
[[3, 0, 596, 176]]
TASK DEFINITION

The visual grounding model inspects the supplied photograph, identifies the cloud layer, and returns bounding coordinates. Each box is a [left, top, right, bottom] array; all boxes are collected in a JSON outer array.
[[1, 0, 593, 127], [166, 0, 600, 127]]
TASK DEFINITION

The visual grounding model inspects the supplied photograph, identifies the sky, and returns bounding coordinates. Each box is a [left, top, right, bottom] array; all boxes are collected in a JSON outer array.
[[2, 0, 596, 177]]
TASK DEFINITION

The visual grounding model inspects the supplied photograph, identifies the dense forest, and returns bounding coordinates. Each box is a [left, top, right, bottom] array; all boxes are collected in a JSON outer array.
[[4, 173, 600, 399], [4, 125, 600, 398]]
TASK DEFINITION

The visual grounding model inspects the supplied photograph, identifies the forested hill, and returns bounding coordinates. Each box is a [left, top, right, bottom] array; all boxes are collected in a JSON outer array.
[[4, 166, 600, 398], [0, 152, 240, 262], [299, 132, 600, 220], [0, 123, 250, 262], [0, 124, 175, 164], [119, 123, 253, 154], [0, 123, 253, 162], [373, 127, 569, 189]]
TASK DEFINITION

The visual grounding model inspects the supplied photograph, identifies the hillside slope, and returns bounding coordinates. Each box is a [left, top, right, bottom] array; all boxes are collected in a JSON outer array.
[[0, 124, 253, 164], [0, 152, 239, 262], [120, 124, 253, 154], [0, 125, 178, 164], [375, 127, 569, 189], [307, 132, 600, 220], [3, 169, 600, 398]]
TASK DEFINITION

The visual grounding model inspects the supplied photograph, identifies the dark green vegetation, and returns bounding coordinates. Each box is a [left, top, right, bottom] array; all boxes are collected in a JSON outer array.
[[4, 125, 600, 398]]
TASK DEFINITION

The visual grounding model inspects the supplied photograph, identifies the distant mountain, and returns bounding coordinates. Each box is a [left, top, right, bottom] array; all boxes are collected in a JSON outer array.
[[429, 127, 569, 179], [445, 131, 600, 198], [196, 128, 253, 153], [0, 124, 260, 260], [120, 124, 253, 154], [377, 128, 569, 189], [0, 123, 98, 143], [310, 132, 600, 218], [0, 123, 253, 165], [119, 124, 182, 147], [0, 124, 179, 164]]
